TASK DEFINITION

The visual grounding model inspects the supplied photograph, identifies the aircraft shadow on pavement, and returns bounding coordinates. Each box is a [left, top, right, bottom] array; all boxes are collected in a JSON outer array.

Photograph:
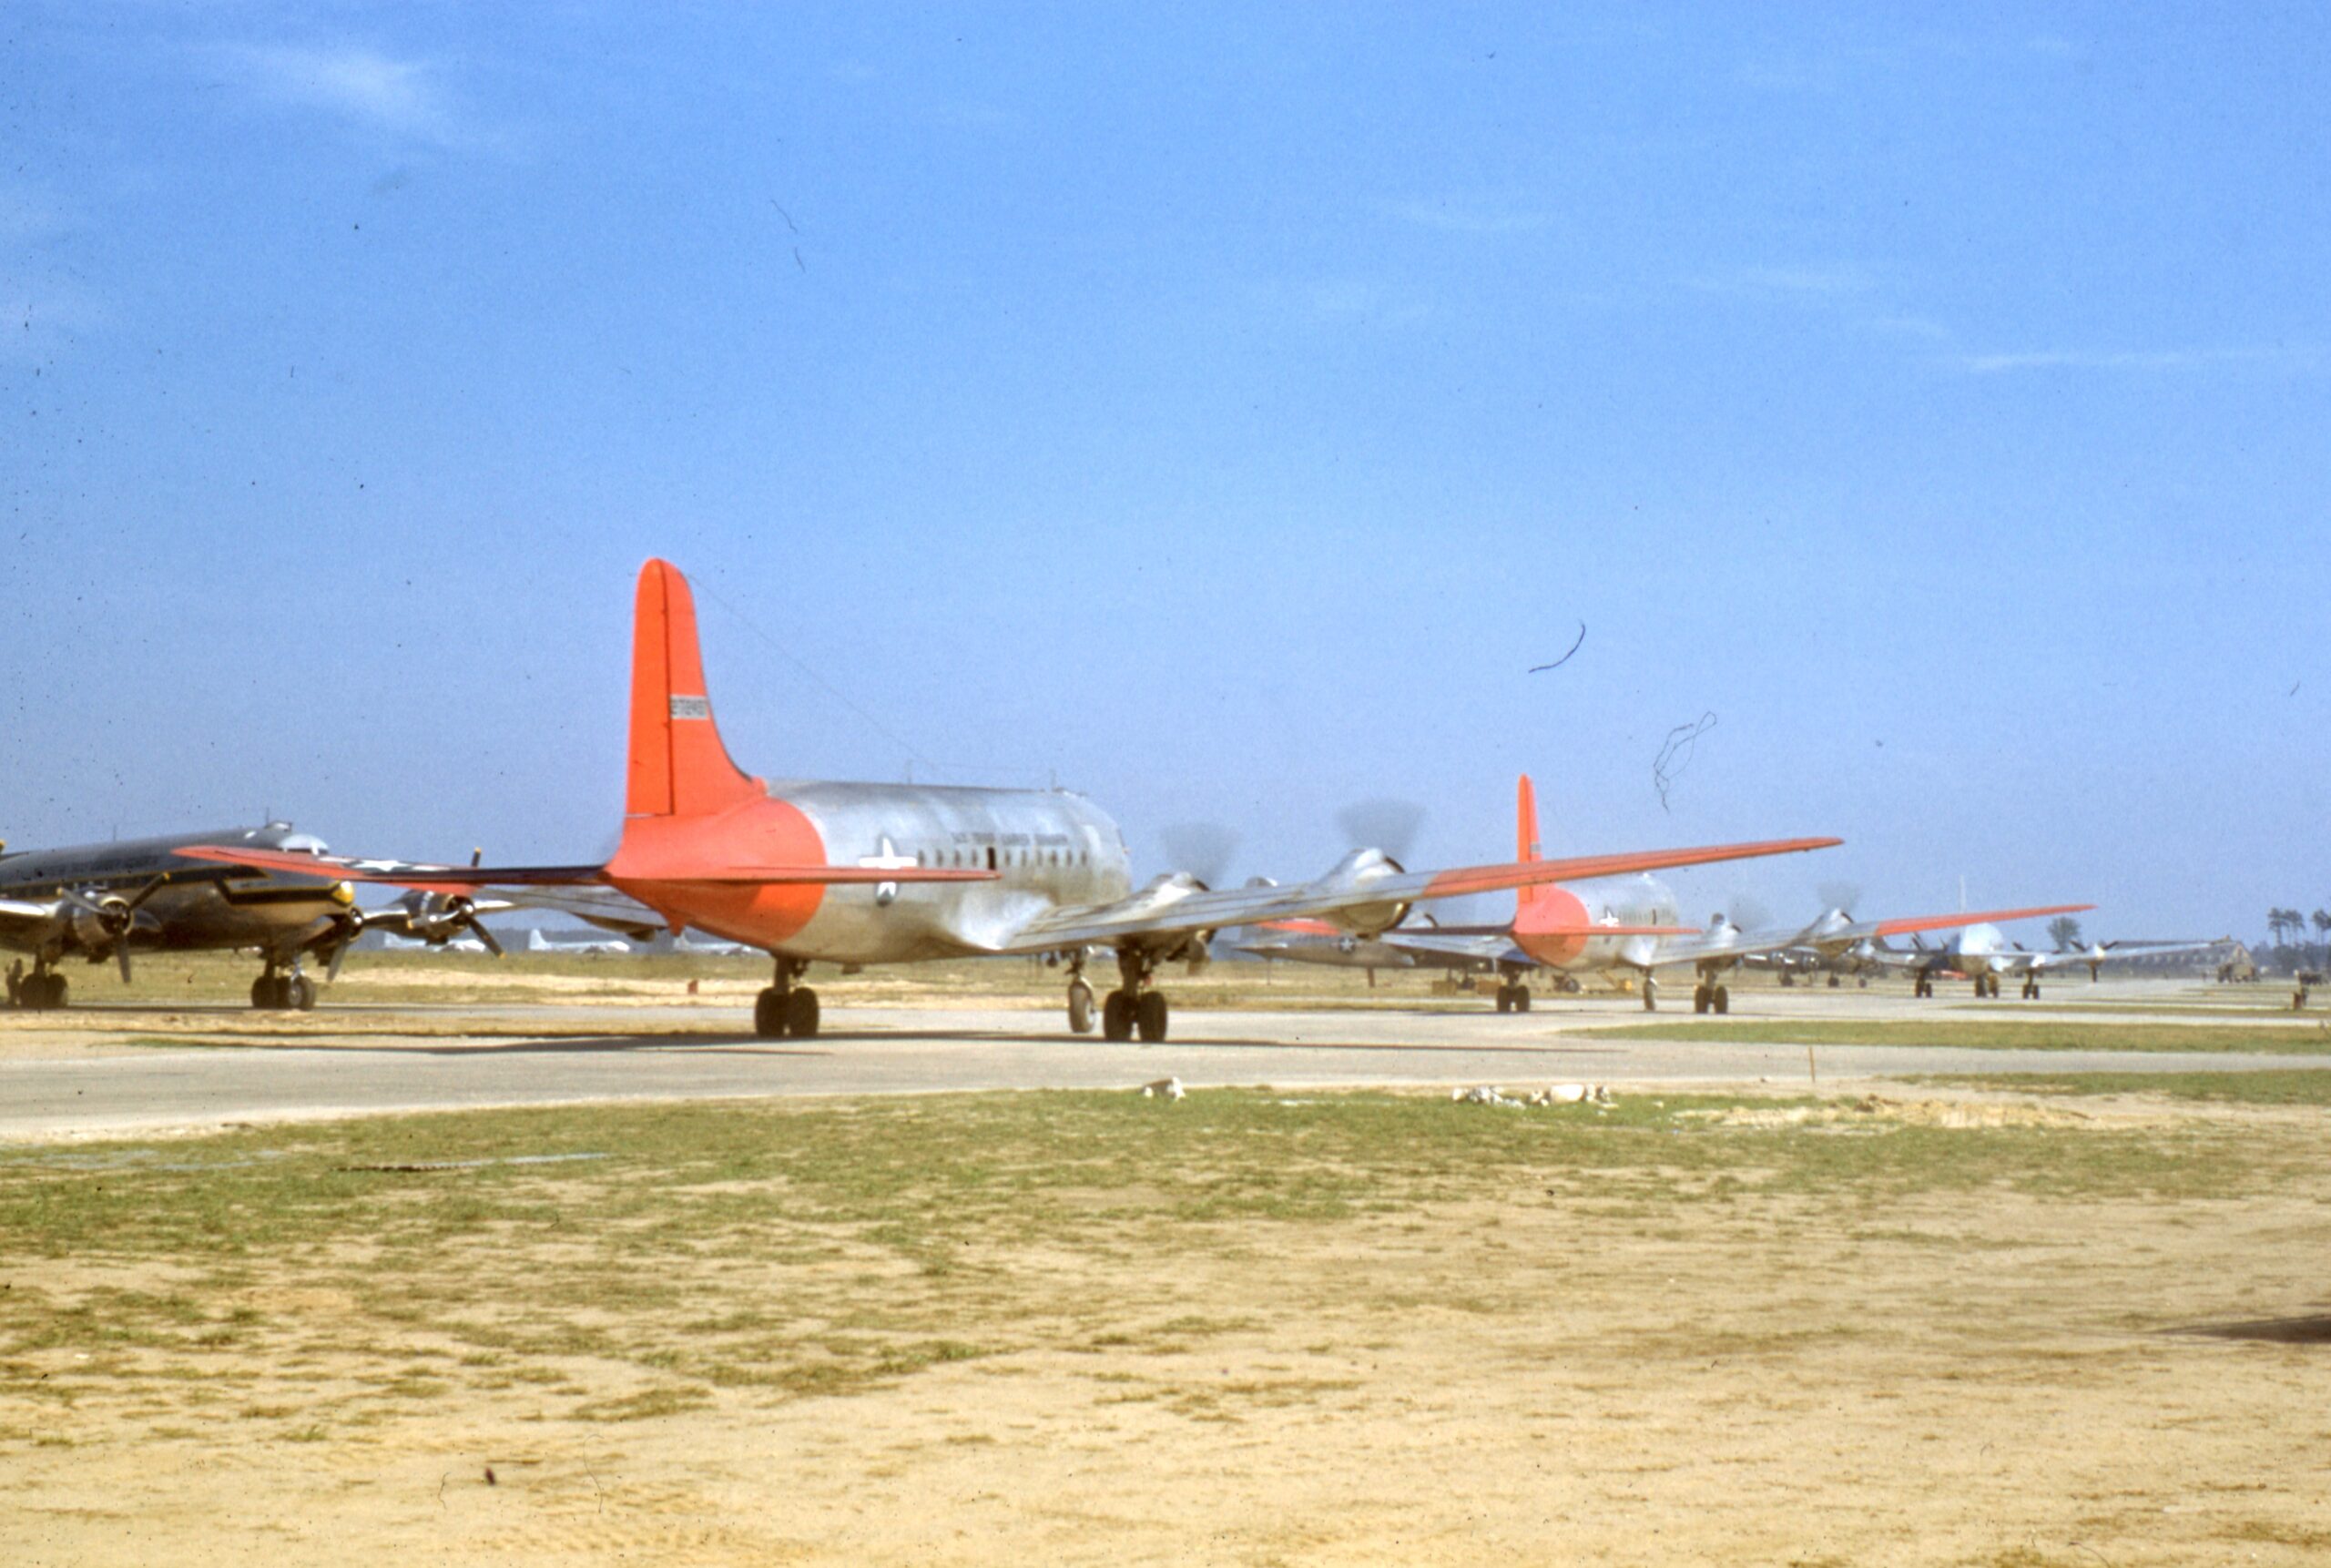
[[2170, 1311, 2331, 1345], [412, 1034, 833, 1058]]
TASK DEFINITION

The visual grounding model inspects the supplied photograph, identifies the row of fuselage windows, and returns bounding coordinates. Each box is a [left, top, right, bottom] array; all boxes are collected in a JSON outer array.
[[915, 846, 1090, 871]]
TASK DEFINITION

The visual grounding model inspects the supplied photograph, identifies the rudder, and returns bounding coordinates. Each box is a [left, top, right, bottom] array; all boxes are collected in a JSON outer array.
[[1515, 774, 1542, 911], [626, 559, 762, 819]]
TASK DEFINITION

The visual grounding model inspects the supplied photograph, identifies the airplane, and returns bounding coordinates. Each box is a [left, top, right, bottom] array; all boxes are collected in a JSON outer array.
[[1879, 920, 2148, 999], [383, 932, 490, 954], [182, 558, 1841, 1042], [0, 823, 500, 1011], [1244, 778, 2090, 1013], [525, 927, 633, 956]]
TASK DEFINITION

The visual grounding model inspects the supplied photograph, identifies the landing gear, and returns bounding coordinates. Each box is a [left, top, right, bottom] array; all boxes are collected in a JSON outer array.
[[14, 967, 67, 1010], [249, 959, 316, 1011], [1641, 976, 1658, 1012], [1493, 982, 1532, 1013], [1971, 973, 2004, 999], [1779, 972, 1796, 988], [1913, 974, 1934, 998], [2021, 976, 2041, 1000], [1064, 952, 1097, 1034], [1691, 983, 1730, 1014], [1827, 973, 1842, 989], [1100, 948, 1168, 1042], [755, 957, 819, 1038]]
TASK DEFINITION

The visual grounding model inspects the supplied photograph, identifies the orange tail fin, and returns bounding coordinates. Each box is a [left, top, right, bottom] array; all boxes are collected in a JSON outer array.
[[1515, 773, 1541, 911], [626, 559, 762, 819]]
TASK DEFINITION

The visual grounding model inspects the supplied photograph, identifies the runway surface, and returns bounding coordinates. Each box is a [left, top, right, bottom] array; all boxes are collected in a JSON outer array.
[[1, 986, 2320, 1141]]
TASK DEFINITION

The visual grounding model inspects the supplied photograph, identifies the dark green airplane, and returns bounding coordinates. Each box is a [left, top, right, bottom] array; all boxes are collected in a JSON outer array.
[[0, 822, 499, 1012]]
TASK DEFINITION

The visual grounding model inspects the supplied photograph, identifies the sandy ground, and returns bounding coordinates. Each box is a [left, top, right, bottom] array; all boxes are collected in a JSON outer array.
[[3, 975, 2326, 1563], [4, 1120, 2327, 1567]]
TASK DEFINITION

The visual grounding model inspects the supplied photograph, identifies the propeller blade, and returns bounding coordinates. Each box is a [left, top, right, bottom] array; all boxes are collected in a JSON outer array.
[[116, 944, 133, 984], [469, 921, 504, 958], [1337, 799, 1426, 863], [127, 874, 173, 911], [327, 940, 351, 983], [1816, 881, 1863, 919], [1159, 822, 1241, 889]]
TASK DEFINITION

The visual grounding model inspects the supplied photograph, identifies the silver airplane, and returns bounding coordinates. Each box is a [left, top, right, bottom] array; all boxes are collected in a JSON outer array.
[[186, 558, 1841, 1042], [1244, 777, 2089, 1014], [0, 823, 501, 1010], [525, 927, 633, 955]]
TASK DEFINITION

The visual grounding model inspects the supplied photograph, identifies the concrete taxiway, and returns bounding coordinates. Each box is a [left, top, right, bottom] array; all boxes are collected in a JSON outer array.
[[1, 987, 2320, 1142]]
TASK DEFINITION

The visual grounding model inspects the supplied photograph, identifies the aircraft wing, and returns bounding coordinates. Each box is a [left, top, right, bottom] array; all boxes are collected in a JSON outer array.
[[988, 835, 1839, 955], [1816, 903, 2096, 947], [0, 897, 64, 951], [1376, 929, 1532, 968], [176, 846, 995, 893]]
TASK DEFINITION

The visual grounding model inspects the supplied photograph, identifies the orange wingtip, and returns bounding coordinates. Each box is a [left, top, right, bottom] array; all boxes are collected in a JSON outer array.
[[1871, 903, 2095, 938], [1423, 836, 1840, 900]]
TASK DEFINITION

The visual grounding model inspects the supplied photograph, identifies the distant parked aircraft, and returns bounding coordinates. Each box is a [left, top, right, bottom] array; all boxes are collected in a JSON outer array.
[[1242, 778, 2086, 1013], [525, 927, 633, 956]]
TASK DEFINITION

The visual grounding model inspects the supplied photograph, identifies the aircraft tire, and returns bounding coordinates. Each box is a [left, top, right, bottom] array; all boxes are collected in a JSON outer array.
[[1827, 974, 1841, 988], [1135, 991, 1168, 1044], [1514, 985, 1531, 1013], [1067, 981, 1095, 1034], [251, 976, 270, 1010], [785, 988, 820, 1038], [1562, 976, 1583, 994], [753, 987, 784, 1037], [1494, 986, 1512, 1014], [1692, 985, 1709, 1014], [290, 976, 317, 1012], [1714, 985, 1729, 1014], [1102, 990, 1135, 1042], [40, 973, 66, 1010]]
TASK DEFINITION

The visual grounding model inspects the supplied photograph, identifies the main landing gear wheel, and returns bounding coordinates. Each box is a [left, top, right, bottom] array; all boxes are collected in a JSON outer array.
[[290, 975, 316, 1012], [786, 988, 820, 1038], [1495, 983, 1514, 1013], [1102, 990, 1135, 1043], [250, 975, 296, 1010], [21, 972, 66, 1010], [1692, 983, 1732, 1014], [2021, 977, 2041, 1000], [1641, 979, 1657, 1012], [1135, 991, 1169, 1043], [754, 988, 784, 1037], [1067, 980, 1095, 1034]]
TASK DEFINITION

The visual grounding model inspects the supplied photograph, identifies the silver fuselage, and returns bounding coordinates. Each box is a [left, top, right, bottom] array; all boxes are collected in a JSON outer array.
[[687, 781, 1134, 962]]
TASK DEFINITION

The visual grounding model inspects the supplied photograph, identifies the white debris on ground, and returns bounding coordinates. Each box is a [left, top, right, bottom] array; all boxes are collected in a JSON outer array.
[[1452, 1084, 1613, 1109], [1139, 1076, 1185, 1101]]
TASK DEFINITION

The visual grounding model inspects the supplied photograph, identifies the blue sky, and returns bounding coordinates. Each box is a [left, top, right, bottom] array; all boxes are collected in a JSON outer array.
[[4, 3, 2325, 938]]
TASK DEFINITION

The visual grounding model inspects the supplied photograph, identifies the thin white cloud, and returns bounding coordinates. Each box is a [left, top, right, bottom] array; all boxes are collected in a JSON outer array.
[[1382, 197, 1552, 236], [209, 43, 466, 148], [1692, 262, 1876, 297], [1954, 346, 2316, 374]]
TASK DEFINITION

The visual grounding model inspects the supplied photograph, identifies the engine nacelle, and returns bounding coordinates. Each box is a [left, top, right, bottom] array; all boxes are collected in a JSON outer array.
[[63, 896, 133, 952], [1313, 848, 1411, 937]]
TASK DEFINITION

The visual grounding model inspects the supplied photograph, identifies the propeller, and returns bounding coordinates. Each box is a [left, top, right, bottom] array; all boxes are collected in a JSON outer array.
[[1816, 881, 1863, 919], [1158, 822, 1241, 890], [1725, 892, 1774, 934], [1336, 799, 1426, 866]]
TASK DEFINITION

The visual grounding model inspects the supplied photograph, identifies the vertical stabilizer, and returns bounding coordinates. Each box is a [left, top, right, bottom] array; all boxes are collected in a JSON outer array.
[[626, 559, 762, 819], [1515, 774, 1542, 911]]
